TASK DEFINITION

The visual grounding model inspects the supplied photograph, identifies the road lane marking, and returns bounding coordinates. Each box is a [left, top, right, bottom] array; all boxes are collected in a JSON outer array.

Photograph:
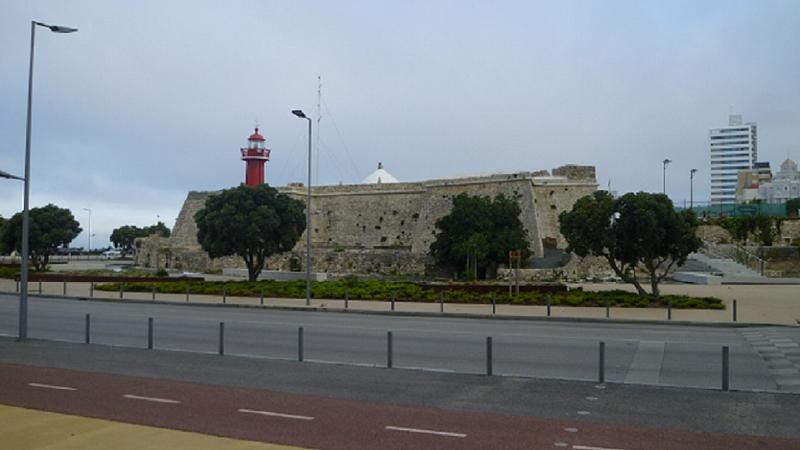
[[573, 445, 630, 450], [385, 425, 466, 438], [28, 383, 76, 391], [122, 394, 180, 404], [238, 408, 314, 421]]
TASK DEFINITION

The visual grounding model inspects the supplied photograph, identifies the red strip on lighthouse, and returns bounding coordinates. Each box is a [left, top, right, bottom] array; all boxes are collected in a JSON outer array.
[[240, 127, 271, 187]]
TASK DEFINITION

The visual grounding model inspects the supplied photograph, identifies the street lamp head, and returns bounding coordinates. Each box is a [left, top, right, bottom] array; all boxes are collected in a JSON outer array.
[[0, 169, 24, 181], [690, 168, 698, 175], [663, 159, 672, 165], [35, 21, 78, 33], [291, 109, 307, 119]]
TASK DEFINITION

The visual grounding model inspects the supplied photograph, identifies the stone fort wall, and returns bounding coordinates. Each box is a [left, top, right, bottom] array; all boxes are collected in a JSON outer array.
[[136, 165, 597, 276]]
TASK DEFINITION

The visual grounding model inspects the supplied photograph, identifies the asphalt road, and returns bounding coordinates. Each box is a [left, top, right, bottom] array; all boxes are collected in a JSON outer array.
[[1, 294, 798, 391], [2, 339, 800, 449]]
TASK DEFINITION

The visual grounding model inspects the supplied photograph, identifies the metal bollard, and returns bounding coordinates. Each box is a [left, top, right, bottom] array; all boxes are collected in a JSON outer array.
[[546, 294, 551, 317], [186, 285, 190, 302], [90, 282, 94, 298], [223, 286, 227, 304], [598, 341, 606, 384], [260, 288, 264, 305], [218, 322, 225, 355], [492, 293, 496, 315], [486, 336, 493, 376], [439, 291, 444, 313], [85, 313, 91, 344], [16, 280, 19, 293], [391, 292, 395, 311], [119, 283, 124, 299], [606, 301, 610, 319], [732, 299, 737, 322], [298, 327, 304, 362], [147, 317, 153, 349], [668, 298, 672, 320], [38, 281, 42, 294], [151, 284, 156, 301], [387, 331, 393, 368], [63, 280, 67, 296], [722, 346, 730, 391], [344, 289, 349, 310]]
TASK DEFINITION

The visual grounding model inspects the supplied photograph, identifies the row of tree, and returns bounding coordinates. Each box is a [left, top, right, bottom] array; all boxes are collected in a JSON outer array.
[[110, 222, 170, 255]]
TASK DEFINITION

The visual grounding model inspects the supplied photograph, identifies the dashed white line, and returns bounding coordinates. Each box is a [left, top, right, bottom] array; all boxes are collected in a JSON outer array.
[[385, 425, 466, 438], [238, 408, 314, 421], [573, 445, 631, 450], [122, 394, 181, 404], [28, 383, 76, 391]]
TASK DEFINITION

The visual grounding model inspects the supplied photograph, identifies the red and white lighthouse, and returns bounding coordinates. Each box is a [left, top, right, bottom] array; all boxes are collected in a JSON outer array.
[[240, 128, 271, 187]]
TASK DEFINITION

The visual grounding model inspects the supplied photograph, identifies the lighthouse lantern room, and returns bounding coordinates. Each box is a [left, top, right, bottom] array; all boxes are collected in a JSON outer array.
[[240, 128, 271, 187]]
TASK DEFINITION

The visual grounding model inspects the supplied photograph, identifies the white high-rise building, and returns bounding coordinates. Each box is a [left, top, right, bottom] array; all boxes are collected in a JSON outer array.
[[709, 114, 758, 204]]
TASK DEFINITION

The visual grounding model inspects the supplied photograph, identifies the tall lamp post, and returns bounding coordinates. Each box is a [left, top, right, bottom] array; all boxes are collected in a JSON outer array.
[[690, 169, 698, 209], [82, 208, 92, 252], [662, 158, 672, 195], [292, 109, 312, 306], [19, 21, 78, 341]]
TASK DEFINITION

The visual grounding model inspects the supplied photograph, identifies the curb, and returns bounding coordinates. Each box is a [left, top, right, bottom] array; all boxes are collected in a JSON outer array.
[[5, 291, 795, 329]]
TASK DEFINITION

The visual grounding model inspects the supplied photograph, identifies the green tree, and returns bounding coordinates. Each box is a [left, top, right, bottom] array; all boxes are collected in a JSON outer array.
[[0, 216, 7, 254], [1, 204, 82, 271], [559, 191, 701, 298], [194, 184, 306, 281], [429, 193, 530, 279], [111, 221, 171, 255]]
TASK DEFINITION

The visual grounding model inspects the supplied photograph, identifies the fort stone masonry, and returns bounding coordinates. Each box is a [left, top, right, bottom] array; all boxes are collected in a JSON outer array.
[[136, 165, 597, 276]]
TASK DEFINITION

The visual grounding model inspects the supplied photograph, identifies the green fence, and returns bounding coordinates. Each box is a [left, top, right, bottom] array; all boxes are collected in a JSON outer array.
[[679, 202, 789, 218]]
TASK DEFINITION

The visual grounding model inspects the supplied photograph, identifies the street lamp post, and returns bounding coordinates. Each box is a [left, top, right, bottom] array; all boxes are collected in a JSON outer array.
[[82, 208, 92, 252], [19, 20, 77, 341], [690, 169, 698, 209], [662, 158, 672, 195], [292, 110, 312, 306]]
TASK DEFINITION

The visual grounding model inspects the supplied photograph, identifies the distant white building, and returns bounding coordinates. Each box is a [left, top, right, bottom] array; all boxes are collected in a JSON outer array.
[[759, 158, 800, 203], [362, 162, 399, 184], [709, 114, 758, 204]]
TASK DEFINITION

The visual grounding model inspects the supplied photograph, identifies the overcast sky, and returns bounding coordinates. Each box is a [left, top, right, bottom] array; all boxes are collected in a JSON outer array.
[[1, 0, 799, 249]]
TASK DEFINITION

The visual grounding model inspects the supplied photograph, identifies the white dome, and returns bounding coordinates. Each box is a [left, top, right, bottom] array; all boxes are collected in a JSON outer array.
[[362, 162, 399, 184], [780, 158, 797, 172]]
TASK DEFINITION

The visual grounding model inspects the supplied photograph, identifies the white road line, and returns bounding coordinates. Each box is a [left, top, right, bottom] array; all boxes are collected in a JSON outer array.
[[385, 425, 466, 438], [573, 445, 631, 450], [122, 394, 181, 404], [238, 408, 314, 421], [28, 383, 76, 391]]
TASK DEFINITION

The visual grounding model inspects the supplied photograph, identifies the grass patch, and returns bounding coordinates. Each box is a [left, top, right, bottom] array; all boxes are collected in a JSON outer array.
[[96, 279, 724, 310]]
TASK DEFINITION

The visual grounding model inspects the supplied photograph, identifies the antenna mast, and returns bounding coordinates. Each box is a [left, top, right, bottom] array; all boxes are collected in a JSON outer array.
[[315, 75, 322, 185]]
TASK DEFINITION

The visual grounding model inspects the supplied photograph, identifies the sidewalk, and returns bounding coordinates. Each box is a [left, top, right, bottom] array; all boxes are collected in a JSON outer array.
[[0, 278, 797, 326], [0, 405, 305, 450]]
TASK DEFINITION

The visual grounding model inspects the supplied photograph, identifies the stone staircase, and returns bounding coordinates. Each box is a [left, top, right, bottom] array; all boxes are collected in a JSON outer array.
[[674, 249, 766, 284]]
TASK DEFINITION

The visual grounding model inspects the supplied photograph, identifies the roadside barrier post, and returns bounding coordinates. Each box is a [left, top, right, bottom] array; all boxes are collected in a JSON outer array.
[[439, 291, 444, 313], [218, 322, 225, 355], [486, 336, 493, 376], [223, 286, 227, 304], [16, 280, 19, 292], [147, 317, 153, 350], [492, 292, 496, 315], [84, 313, 91, 344], [605, 301, 610, 318], [151, 284, 156, 301], [722, 346, 730, 391], [391, 292, 395, 311], [186, 285, 190, 303], [260, 288, 264, 305], [344, 289, 349, 310], [119, 283, 124, 299], [668, 298, 672, 320], [38, 281, 42, 294], [732, 299, 737, 322], [387, 331, 393, 368], [546, 294, 551, 317], [63, 280, 67, 296], [298, 327, 304, 362], [90, 282, 94, 298], [598, 341, 606, 384]]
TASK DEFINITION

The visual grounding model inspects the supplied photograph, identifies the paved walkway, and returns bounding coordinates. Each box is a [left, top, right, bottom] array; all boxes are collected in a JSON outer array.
[[0, 404, 305, 450], [1, 279, 798, 326]]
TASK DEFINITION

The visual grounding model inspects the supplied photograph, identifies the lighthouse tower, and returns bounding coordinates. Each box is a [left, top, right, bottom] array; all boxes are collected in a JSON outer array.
[[240, 128, 271, 187]]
